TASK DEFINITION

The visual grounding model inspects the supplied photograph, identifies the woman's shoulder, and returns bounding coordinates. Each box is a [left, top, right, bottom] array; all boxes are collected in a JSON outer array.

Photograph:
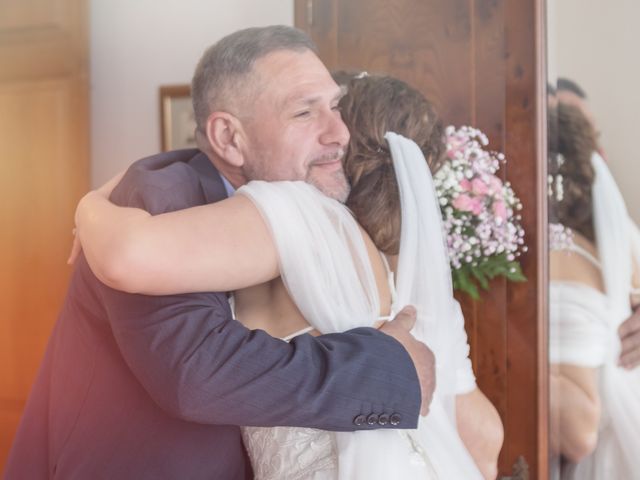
[[550, 232, 604, 293]]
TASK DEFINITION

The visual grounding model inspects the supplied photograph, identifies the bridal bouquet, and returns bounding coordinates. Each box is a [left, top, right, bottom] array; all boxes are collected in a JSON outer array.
[[434, 126, 527, 299]]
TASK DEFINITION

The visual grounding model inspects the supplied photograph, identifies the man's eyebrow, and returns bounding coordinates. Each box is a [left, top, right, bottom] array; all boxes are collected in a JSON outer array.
[[283, 88, 346, 108]]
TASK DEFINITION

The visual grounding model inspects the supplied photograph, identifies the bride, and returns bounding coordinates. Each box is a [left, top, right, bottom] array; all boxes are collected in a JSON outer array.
[[75, 73, 502, 479], [548, 101, 640, 479]]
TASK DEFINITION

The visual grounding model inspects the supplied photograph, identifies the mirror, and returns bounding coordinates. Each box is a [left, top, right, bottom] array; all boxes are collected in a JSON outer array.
[[547, 1, 640, 478]]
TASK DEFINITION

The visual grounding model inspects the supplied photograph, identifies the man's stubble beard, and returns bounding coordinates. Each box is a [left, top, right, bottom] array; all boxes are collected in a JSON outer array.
[[306, 167, 350, 203], [243, 150, 351, 203], [305, 148, 351, 203]]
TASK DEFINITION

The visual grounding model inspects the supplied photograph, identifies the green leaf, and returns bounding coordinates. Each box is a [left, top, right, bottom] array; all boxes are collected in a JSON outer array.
[[453, 268, 480, 300], [471, 267, 489, 289], [505, 262, 527, 282], [451, 254, 527, 300]]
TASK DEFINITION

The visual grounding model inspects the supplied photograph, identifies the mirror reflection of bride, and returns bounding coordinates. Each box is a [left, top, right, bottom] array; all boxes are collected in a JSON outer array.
[[548, 98, 640, 480]]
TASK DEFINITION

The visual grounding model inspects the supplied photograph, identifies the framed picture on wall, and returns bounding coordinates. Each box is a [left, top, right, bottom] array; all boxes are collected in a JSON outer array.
[[159, 84, 197, 151]]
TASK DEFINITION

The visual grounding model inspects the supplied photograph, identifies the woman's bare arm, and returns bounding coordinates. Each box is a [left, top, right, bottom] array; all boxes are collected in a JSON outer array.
[[549, 364, 600, 462], [456, 388, 503, 480], [548, 237, 602, 461], [75, 190, 279, 295]]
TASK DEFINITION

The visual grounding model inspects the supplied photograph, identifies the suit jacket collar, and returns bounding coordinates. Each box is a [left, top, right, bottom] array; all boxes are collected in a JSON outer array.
[[189, 152, 228, 204]]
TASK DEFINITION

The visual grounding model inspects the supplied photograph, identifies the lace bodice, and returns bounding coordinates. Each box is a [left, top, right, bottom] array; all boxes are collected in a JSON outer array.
[[241, 425, 337, 480], [242, 308, 435, 480]]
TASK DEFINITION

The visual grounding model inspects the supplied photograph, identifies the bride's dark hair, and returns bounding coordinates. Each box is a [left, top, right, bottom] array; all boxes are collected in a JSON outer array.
[[335, 73, 445, 255], [548, 102, 598, 242]]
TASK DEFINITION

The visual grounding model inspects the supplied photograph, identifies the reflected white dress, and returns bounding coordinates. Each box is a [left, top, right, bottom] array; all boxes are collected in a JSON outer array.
[[550, 255, 637, 479], [236, 133, 483, 480], [550, 152, 640, 480]]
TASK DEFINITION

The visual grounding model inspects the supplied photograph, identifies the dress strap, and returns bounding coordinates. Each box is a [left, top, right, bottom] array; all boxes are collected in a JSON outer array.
[[562, 243, 602, 270], [378, 253, 398, 320], [280, 326, 315, 342]]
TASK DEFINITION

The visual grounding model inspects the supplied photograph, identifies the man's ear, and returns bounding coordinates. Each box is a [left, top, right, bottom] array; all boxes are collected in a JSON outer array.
[[205, 112, 245, 167]]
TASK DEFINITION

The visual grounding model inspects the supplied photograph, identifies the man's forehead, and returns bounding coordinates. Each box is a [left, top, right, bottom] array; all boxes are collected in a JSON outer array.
[[282, 83, 345, 106], [249, 49, 341, 108], [255, 50, 332, 84]]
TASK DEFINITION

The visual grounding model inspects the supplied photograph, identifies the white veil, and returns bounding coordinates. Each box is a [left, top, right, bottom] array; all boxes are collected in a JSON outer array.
[[583, 152, 640, 476], [239, 132, 480, 479], [385, 132, 480, 478]]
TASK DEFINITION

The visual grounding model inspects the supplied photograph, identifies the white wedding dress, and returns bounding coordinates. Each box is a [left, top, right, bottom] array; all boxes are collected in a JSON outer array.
[[549, 152, 640, 480], [235, 133, 483, 480]]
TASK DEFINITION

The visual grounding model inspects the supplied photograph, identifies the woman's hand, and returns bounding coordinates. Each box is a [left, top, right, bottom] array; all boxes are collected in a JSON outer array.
[[67, 228, 82, 265], [456, 388, 503, 479], [67, 170, 127, 265]]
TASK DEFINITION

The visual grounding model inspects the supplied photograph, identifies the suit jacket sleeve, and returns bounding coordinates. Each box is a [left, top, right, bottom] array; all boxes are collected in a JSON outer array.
[[93, 157, 422, 431]]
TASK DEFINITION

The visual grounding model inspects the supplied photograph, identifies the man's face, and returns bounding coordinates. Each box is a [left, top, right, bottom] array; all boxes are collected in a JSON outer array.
[[238, 49, 351, 202]]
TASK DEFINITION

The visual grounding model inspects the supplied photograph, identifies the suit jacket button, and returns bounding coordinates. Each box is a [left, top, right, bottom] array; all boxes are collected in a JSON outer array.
[[353, 414, 367, 426], [390, 413, 402, 426], [366, 414, 379, 425], [378, 413, 390, 426]]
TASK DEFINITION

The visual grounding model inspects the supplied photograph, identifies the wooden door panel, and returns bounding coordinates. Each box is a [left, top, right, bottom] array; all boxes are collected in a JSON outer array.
[[296, 1, 547, 477], [0, 0, 88, 470], [327, 0, 474, 126], [0, 0, 59, 29], [0, 0, 87, 81]]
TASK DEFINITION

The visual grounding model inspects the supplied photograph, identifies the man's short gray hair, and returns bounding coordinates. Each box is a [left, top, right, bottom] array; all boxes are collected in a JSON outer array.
[[191, 25, 317, 131]]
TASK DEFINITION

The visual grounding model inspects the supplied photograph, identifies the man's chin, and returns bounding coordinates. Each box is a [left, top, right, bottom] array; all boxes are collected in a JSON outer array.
[[309, 177, 350, 203]]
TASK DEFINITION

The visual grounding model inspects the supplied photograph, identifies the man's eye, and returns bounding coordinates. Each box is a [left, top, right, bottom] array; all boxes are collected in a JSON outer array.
[[331, 105, 342, 112], [294, 111, 311, 118]]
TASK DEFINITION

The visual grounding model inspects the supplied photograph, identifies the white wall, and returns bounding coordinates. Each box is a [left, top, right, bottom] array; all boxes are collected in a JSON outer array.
[[90, 0, 293, 186], [553, 0, 640, 222]]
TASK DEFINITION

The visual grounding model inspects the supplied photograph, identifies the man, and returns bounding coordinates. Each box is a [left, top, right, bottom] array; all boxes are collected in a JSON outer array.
[[556, 77, 603, 157], [619, 294, 640, 369], [5, 26, 435, 479]]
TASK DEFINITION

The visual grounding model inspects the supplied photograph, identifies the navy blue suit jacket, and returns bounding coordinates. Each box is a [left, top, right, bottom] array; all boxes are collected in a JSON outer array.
[[4, 150, 421, 479]]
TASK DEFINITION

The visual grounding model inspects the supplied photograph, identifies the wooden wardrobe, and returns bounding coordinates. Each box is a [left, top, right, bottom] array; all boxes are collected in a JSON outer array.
[[0, 0, 89, 470], [295, 1, 548, 478]]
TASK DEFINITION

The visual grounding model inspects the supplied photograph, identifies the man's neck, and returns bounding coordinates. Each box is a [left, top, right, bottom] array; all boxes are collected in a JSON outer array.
[[202, 150, 247, 192]]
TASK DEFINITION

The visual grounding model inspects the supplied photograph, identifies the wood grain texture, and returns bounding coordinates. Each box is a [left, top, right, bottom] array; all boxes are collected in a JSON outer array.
[[503, 0, 549, 476], [296, 0, 547, 477]]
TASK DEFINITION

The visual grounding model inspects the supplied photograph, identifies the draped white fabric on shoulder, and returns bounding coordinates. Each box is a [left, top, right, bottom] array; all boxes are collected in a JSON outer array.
[[550, 152, 640, 480], [237, 133, 481, 479]]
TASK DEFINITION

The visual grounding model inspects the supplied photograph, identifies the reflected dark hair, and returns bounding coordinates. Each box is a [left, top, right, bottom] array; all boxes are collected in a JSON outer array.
[[557, 77, 587, 99], [336, 72, 445, 255], [548, 102, 598, 242]]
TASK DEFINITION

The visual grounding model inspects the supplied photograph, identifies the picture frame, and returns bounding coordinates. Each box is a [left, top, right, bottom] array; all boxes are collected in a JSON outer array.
[[159, 84, 197, 151]]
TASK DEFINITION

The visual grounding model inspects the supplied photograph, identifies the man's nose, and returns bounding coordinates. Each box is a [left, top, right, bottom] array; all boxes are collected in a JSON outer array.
[[320, 110, 350, 147]]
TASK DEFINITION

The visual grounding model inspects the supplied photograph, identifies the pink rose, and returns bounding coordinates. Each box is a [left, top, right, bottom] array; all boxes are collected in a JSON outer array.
[[493, 200, 507, 220], [452, 194, 474, 212], [460, 179, 472, 191], [446, 137, 466, 159], [470, 197, 485, 215], [488, 176, 503, 194], [453, 194, 485, 215], [471, 178, 489, 195]]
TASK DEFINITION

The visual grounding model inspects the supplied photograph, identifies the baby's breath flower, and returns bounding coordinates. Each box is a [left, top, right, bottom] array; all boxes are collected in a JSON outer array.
[[436, 125, 527, 298]]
